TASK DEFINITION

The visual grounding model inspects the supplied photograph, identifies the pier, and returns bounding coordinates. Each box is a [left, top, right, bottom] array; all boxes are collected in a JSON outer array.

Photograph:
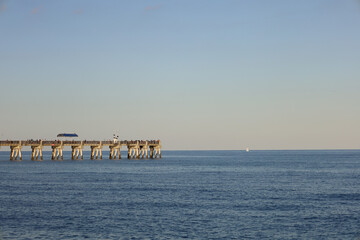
[[0, 140, 161, 161]]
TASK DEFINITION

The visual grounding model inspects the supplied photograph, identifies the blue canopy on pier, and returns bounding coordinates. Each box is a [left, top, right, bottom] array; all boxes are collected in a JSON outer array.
[[57, 133, 78, 137]]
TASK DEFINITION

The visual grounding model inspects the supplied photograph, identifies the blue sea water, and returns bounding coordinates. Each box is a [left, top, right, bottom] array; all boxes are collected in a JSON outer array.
[[0, 150, 360, 239]]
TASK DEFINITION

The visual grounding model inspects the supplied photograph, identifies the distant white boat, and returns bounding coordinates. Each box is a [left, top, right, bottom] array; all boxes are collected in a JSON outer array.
[[246, 147, 250, 152]]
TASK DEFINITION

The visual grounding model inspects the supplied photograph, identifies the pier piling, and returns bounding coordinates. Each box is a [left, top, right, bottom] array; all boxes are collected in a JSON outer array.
[[0, 139, 161, 161]]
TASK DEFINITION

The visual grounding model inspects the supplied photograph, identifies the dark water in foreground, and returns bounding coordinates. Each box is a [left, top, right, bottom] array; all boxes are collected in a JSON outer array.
[[0, 150, 360, 239]]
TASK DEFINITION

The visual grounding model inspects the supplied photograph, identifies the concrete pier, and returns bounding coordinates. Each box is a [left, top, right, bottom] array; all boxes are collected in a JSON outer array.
[[0, 140, 161, 161]]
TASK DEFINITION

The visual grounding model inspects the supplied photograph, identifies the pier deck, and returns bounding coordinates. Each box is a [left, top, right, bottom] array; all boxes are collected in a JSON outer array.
[[0, 140, 161, 161]]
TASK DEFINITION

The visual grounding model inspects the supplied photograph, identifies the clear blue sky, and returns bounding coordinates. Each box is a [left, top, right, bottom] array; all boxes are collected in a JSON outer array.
[[1, 0, 360, 150]]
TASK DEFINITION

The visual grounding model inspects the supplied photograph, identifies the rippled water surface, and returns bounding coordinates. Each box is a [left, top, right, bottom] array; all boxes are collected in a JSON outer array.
[[1, 150, 360, 239]]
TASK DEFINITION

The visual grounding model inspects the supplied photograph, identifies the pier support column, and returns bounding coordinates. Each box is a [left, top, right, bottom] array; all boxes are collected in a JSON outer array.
[[149, 147, 154, 159], [126, 141, 140, 159], [51, 147, 64, 160], [130, 148, 135, 159], [109, 145, 121, 160], [136, 147, 140, 159], [134, 141, 140, 159], [142, 141, 149, 159], [139, 145, 148, 159], [127, 147, 138, 159], [155, 141, 161, 159], [31, 146, 43, 161], [127, 147, 132, 159], [144, 147, 148, 159], [31, 141, 43, 161], [52, 147, 63, 160], [140, 147, 144, 159], [52, 142, 64, 160], [91, 144, 103, 160], [91, 146, 95, 159], [153, 147, 161, 158], [10, 145, 22, 161], [91, 147, 102, 159], [72, 147, 83, 160], [109, 148, 113, 159], [154, 148, 158, 158], [146, 141, 149, 159], [71, 141, 84, 160]]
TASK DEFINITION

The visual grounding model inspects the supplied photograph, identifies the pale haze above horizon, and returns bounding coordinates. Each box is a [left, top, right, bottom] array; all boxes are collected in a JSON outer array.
[[1, 0, 360, 150]]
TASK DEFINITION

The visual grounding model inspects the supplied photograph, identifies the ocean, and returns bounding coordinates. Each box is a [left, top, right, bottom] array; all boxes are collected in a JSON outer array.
[[0, 150, 359, 239]]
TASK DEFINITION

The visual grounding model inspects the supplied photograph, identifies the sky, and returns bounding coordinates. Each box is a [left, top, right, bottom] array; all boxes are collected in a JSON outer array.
[[0, 0, 360, 150]]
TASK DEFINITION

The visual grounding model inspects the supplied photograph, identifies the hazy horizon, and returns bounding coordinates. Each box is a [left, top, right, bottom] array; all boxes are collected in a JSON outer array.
[[1, 0, 360, 150]]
